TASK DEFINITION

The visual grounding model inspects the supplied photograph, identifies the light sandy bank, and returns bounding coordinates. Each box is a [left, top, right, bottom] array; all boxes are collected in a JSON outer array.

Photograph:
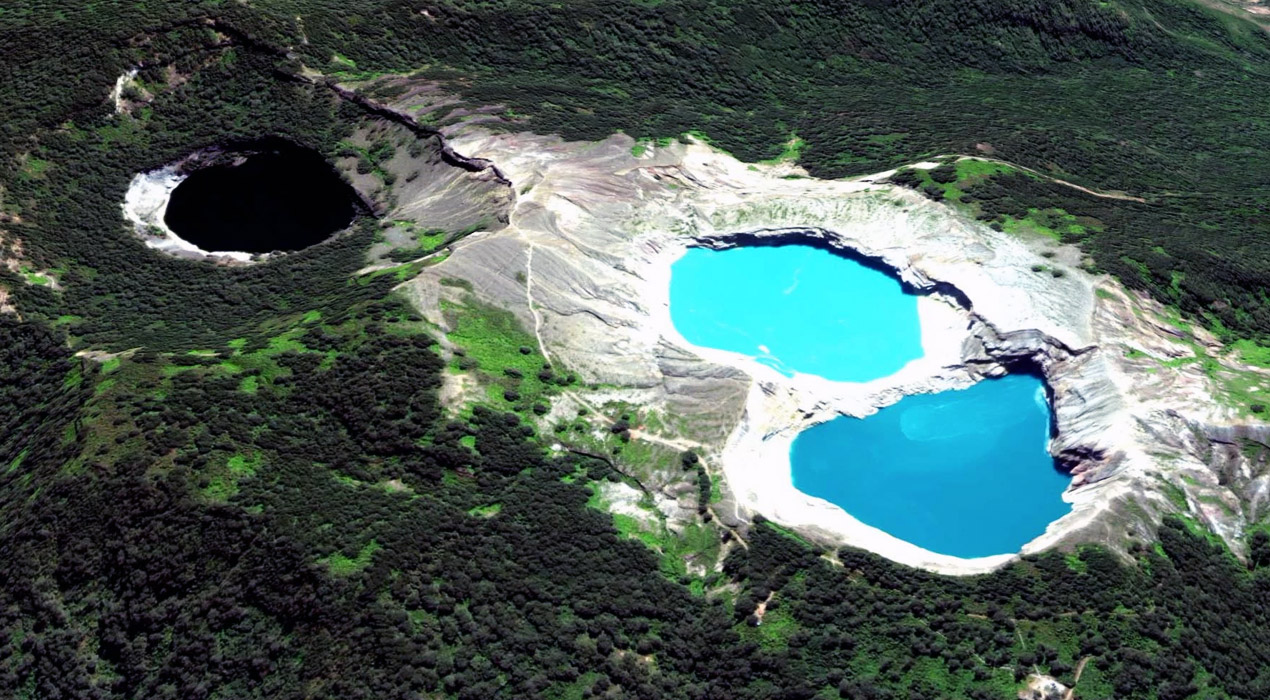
[[122, 168, 255, 263], [399, 127, 1267, 572]]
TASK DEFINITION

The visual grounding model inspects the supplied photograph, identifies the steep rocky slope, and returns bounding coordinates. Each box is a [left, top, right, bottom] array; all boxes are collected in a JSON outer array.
[[395, 125, 1269, 573]]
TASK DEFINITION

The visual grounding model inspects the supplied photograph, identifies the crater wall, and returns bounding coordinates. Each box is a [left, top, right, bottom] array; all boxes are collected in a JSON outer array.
[[401, 127, 1265, 573]]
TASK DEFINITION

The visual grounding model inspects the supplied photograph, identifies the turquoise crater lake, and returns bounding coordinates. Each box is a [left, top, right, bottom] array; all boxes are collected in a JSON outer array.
[[669, 244, 924, 383], [790, 374, 1072, 558]]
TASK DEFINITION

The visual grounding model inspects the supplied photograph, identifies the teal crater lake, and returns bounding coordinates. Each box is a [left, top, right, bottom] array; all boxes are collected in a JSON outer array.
[[790, 374, 1072, 558], [669, 243, 924, 383]]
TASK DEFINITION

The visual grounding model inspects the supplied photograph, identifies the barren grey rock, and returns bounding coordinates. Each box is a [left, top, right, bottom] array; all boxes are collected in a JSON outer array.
[[396, 127, 1270, 574]]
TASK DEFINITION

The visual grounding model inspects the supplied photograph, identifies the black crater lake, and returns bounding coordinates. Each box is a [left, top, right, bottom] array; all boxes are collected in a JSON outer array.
[[163, 142, 360, 254]]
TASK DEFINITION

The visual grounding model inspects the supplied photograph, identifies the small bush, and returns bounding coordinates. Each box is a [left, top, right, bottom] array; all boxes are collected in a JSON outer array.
[[888, 169, 922, 188], [928, 163, 957, 183]]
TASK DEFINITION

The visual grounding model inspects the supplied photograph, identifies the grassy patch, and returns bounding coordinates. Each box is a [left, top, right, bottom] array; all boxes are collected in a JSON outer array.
[[319, 540, 381, 576], [384, 221, 455, 262], [998, 207, 1092, 240], [439, 277, 473, 291], [1072, 658, 1115, 699], [1159, 478, 1189, 511], [591, 488, 720, 581], [333, 472, 361, 488], [760, 133, 805, 165], [201, 476, 236, 501], [1212, 363, 1270, 417], [19, 266, 50, 285], [201, 452, 263, 501], [609, 435, 679, 475], [265, 328, 308, 354], [441, 296, 572, 415], [19, 155, 50, 179], [895, 159, 1101, 241], [1232, 339, 1270, 368], [954, 158, 1014, 180], [7, 449, 29, 475], [161, 364, 201, 378], [548, 672, 605, 700], [63, 366, 83, 389], [743, 604, 797, 651], [763, 520, 816, 549], [227, 452, 261, 477]]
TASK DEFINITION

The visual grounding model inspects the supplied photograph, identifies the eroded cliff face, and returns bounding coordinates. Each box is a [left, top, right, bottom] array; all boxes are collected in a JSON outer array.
[[120, 119, 510, 265], [397, 126, 1269, 574]]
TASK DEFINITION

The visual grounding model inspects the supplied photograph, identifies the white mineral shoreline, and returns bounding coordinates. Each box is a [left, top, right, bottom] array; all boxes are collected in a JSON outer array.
[[122, 168, 256, 264], [642, 237, 1082, 575], [419, 129, 1251, 574]]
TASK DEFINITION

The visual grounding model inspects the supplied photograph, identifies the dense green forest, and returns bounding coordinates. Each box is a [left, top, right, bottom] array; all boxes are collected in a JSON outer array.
[[2, 1, 1270, 698], [5, 0, 1270, 338], [3, 305, 1270, 699]]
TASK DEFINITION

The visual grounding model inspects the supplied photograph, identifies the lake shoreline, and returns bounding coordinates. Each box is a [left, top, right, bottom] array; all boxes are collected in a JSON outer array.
[[407, 129, 1253, 572]]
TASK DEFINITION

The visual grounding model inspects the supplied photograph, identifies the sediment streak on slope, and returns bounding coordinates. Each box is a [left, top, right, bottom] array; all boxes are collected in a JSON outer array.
[[525, 243, 552, 366]]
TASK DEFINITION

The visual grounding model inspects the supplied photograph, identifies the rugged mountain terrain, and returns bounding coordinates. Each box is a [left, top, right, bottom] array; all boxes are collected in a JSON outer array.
[[2, 2, 1270, 699], [377, 123, 1267, 572]]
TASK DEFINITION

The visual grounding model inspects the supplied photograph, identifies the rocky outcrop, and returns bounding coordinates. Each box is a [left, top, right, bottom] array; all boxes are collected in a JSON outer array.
[[335, 118, 512, 256], [1018, 674, 1068, 700], [396, 126, 1268, 574]]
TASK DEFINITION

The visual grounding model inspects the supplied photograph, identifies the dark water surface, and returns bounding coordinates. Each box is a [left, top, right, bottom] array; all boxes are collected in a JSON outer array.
[[164, 141, 359, 254]]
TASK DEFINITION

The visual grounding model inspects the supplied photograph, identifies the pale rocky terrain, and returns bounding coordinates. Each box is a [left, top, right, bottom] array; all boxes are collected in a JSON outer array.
[[397, 127, 1270, 574], [121, 164, 251, 263], [119, 70, 1270, 574]]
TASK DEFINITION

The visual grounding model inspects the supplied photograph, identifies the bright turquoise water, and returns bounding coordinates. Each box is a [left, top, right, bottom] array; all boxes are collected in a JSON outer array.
[[790, 374, 1071, 558], [670, 244, 1069, 557], [669, 244, 924, 383]]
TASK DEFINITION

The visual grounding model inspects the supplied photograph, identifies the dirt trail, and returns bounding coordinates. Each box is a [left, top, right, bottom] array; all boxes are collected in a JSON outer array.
[[1063, 656, 1093, 700], [753, 592, 774, 623], [958, 155, 1148, 203], [524, 243, 553, 366], [628, 428, 710, 453]]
